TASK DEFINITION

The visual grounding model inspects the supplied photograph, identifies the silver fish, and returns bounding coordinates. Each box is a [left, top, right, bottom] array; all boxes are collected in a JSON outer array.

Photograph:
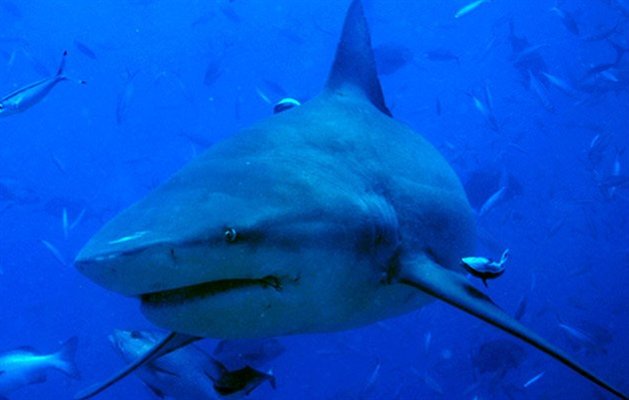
[[0, 337, 79, 398], [0, 51, 85, 117], [454, 0, 491, 18], [109, 330, 275, 399]]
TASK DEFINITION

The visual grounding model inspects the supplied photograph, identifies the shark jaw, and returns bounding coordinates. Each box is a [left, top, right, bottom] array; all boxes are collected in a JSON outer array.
[[140, 275, 284, 307]]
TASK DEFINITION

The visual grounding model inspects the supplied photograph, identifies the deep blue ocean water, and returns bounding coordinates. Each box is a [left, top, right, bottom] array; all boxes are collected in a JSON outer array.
[[1, 0, 628, 399]]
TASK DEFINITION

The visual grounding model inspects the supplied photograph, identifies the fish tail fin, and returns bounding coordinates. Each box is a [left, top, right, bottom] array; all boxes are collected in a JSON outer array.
[[56, 50, 87, 85], [57, 50, 68, 76], [54, 336, 81, 379]]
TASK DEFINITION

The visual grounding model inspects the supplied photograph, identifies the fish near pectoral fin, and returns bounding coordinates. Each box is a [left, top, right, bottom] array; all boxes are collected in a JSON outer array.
[[396, 257, 629, 400], [74, 332, 201, 400], [325, 0, 391, 116], [213, 365, 276, 396]]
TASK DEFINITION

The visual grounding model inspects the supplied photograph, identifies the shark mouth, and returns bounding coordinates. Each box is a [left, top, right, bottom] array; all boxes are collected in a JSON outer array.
[[141, 276, 283, 307]]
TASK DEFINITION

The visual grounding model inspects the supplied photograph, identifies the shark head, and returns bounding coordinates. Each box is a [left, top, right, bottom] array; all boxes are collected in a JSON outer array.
[[75, 0, 474, 339]]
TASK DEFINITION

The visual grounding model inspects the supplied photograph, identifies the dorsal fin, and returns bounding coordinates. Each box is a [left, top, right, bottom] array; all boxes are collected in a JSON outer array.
[[326, 0, 391, 116]]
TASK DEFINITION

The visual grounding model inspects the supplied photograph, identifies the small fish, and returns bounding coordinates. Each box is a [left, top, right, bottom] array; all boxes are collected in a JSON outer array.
[[468, 92, 499, 131], [363, 362, 381, 392], [550, 5, 579, 36], [558, 323, 598, 347], [541, 71, 580, 98], [483, 82, 494, 111], [423, 331, 432, 352], [0, 337, 80, 398], [461, 249, 509, 286], [40, 239, 67, 267], [51, 153, 67, 174], [598, 174, 629, 190], [478, 185, 507, 216], [513, 43, 549, 67], [514, 295, 528, 321], [422, 373, 444, 395], [73, 40, 97, 60], [0, 51, 85, 117], [582, 21, 622, 42], [588, 133, 611, 167], [374, 43, 413, 75], [523, 371, 545, 388], [62, 208, 69, 239], [603, 150, 624, 199], [600, 69, 620, 83], [558, 320, 614, 356], [255, 87, 272, 105], [116, 70, 139, 125], [203, 58, 223, 87], [585, 62, 618, 78], [454, 0, 491, 18], [613, 151, 622, 176], [528, 70, 554, 112], [70, 208, 87, 231]]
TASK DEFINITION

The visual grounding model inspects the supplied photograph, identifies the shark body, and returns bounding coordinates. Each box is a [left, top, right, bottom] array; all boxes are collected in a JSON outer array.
[[74, 1, 627, 399]]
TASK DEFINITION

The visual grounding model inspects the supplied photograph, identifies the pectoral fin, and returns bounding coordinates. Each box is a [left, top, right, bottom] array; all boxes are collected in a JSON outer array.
[[397, 257, 628, 400]]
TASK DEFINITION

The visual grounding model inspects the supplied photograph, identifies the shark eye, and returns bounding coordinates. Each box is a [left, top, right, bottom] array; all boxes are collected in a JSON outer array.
[[224, 227, 238, 243]]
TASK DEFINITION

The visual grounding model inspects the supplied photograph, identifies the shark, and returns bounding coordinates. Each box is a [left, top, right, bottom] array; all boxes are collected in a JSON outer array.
[[73, 0, 628, 399]]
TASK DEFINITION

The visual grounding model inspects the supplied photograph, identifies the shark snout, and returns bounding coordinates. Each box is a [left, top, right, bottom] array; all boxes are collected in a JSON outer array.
[[75, 241, 179, 296], [75, 237, 227, 297]]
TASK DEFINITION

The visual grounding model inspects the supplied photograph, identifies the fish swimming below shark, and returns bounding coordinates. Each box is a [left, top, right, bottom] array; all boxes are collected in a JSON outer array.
[[0, 337, 80, 399], [72, 0, 628, 398], [109, 330, 275, 399]]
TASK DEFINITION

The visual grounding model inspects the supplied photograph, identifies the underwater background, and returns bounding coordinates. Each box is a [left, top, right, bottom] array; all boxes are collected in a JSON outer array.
[[1, 0, 628, 399]]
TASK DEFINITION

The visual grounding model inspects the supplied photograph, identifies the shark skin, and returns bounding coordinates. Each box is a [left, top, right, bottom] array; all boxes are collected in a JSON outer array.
[[74, 0, 627, 399]]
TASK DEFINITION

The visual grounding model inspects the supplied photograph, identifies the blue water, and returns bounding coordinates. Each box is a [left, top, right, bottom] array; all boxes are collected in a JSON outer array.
[[1, 0, 628, 399]]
